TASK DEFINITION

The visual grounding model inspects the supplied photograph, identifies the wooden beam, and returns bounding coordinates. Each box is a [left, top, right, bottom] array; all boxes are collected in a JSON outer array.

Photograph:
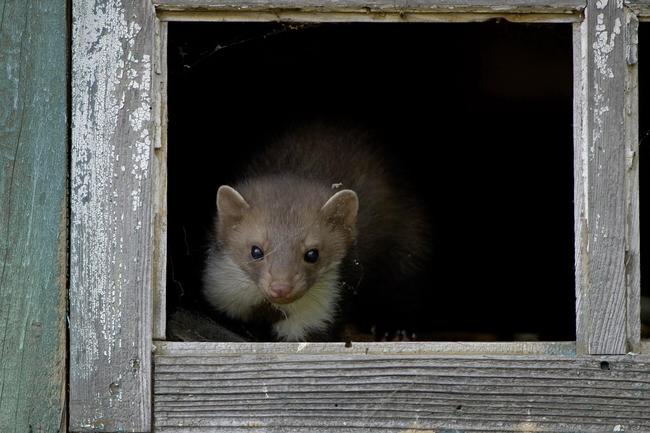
[[70, 0, 155, 431], [0, 1, 67, 432], [155, 0, 584, 22], [156, 341, 578, 356], [624, 7, 641, 353], [154, 0, 585, 14], [155, 342, 650, 432], [153, 19, 169, 341], [574, 0, 632, 355]]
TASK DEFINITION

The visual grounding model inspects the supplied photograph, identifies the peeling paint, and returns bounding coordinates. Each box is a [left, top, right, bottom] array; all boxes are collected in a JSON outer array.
[[591, 6, 621, 153], [593, 14, 620, 79], [72, 0, 151, 368], [70, 0, 153, 430]]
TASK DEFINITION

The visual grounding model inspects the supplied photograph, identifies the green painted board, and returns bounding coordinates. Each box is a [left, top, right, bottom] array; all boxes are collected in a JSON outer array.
[[0, 1, 67, 432]]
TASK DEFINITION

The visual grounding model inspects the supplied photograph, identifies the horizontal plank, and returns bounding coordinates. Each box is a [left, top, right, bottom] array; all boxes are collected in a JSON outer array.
[[158, 11, 582, 22], [155, 340, 577, 356], [154, 345, 650, 432], [154, 0, 585, 13], [154, 424, 646, 433], [155, 0, 584, 22]]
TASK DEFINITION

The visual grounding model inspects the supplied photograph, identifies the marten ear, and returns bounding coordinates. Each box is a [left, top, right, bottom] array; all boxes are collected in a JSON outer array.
[[217, 185, 250, 227], [320, 189, 358, 228]]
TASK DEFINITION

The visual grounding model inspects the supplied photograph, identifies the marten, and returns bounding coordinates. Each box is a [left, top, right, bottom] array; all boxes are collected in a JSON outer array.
[[202, 124, 430, 341]]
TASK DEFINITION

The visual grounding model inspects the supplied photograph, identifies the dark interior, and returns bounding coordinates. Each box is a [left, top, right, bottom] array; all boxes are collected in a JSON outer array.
[[639, 24, 649, 340], [166, 21, 576, 341]]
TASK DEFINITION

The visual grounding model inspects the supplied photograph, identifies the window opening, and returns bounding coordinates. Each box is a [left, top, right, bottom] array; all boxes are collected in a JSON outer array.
[[165, 21, 575, 342]]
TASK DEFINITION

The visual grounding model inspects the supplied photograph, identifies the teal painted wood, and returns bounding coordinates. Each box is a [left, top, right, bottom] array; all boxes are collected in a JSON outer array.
[[0, 1, 68, 433]]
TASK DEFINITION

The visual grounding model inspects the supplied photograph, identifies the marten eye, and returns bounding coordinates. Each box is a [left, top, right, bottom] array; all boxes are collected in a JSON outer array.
[[251, 246, 264, 261], [304, 249, 319, 263]]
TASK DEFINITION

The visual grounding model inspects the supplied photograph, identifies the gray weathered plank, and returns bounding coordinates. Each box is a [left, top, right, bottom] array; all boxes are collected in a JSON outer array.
[[70, 0, 155, 431], [0, 1, 67, 432], [154, 0, 585, 13], [574, 0, 630, 354], [153, 19, 169, 341], [155, 0, 584, 22], [154, 343, 650, 432], [155, 341, 578, 356], [624, 8, 641, 353]]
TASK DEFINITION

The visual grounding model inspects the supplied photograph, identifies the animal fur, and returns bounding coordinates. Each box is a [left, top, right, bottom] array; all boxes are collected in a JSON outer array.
[[203, 124, 429, 341]]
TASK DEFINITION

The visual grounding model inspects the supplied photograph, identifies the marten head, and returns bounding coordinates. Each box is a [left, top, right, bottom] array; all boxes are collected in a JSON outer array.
[[215, 176, 358, 305]]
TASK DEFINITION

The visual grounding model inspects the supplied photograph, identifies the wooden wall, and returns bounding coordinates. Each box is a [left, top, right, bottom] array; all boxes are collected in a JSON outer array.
[[0, 1, 67, 432]]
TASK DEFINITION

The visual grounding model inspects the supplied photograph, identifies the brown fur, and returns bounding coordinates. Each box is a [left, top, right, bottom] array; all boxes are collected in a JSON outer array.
[[217, 177, 356, 304], [203, 123, 430, 340], [248, 124, 430, 277]]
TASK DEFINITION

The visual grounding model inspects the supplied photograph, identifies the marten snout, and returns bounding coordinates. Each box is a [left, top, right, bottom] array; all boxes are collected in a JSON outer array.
[[268, 281, 294, 303]]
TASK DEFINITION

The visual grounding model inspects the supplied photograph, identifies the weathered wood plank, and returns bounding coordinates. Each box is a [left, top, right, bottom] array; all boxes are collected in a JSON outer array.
[[154, 344, 650, 432], [159, 12, 582, 23], [154, 0, 585, 13], [70, 0, 155, 431], [574, 0, 630, 354], [156, 340, 578, 356], [624, 8, 641, 352], [153, 19, 169, 341], [155, 0, 583, 22], [0, 1, 67, 432]]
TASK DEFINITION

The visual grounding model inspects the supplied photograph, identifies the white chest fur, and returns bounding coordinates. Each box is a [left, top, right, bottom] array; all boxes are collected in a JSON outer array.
[[203, 251, 342, 341]]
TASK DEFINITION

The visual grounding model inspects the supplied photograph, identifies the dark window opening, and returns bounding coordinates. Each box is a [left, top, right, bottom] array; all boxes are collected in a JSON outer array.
[[638, 24, 649, 340], [166, 21, 575, 342]]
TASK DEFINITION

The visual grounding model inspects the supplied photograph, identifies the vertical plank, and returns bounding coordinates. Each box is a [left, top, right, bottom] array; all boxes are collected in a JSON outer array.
[[575, 0, 629, 355], [153, 20, 168, 341], [623, 8, 641, 352], [70, 0, 155, 431], [0, 1, 67, 432]]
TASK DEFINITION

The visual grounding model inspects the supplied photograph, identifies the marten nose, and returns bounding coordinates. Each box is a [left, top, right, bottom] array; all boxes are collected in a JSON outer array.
[[269, 282, 293, 299]]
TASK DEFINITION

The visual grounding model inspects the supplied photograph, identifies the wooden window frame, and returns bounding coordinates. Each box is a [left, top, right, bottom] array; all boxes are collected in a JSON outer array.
[[69, 1, 650, 432]]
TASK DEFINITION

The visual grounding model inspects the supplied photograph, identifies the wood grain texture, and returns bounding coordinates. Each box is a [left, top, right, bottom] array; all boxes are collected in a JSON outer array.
[[154, 343, 650, 432], [154, 0, 585, 13], [70, 0, 155, 431], [624, 8, 641, 353], [0, 1, 67, 432], [574, 0, 630, 355], [156, 341, 579, 356], [155, 0, 584, 22], [153, 19, 169, 341]]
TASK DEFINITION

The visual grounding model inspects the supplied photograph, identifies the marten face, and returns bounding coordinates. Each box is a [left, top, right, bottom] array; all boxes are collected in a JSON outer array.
[[216, 183, 358, 305]]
